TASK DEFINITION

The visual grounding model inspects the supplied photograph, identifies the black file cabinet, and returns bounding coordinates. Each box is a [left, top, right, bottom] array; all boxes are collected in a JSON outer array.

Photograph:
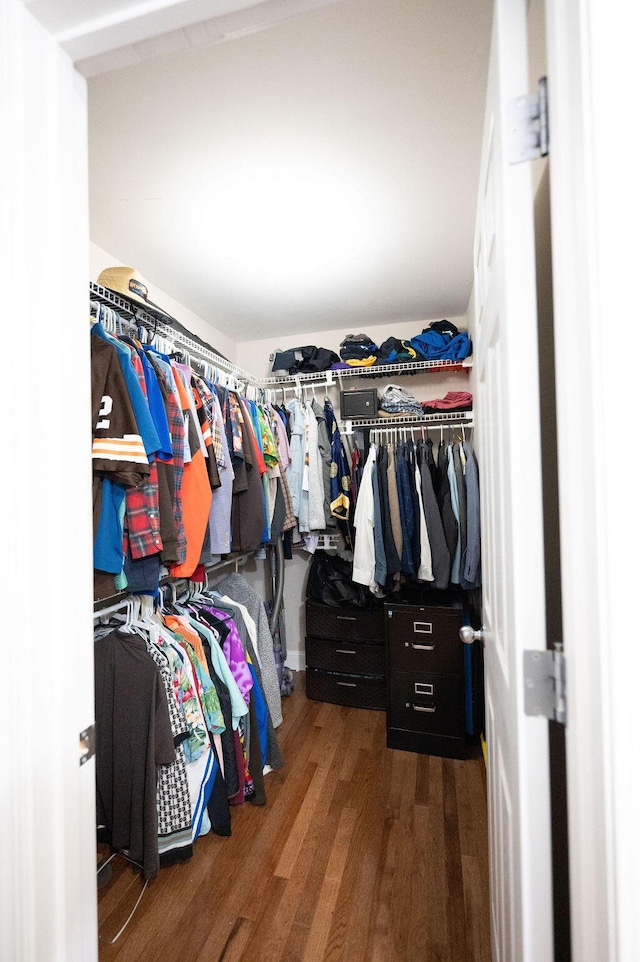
[[385, 603, 466, 758], [305, 601, 386, 710]]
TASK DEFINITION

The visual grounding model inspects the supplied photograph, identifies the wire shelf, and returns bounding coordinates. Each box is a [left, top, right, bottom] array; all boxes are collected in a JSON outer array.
[[89, 282, 472, 389], [90, 281, 258, 386]]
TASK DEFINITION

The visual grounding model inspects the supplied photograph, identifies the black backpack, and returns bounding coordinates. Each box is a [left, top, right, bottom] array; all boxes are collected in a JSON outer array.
[[305, 550, 382, 609]]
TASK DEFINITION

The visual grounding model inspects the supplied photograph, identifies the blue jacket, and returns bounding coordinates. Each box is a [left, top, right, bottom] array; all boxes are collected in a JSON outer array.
[[409, 329, 472, 361]]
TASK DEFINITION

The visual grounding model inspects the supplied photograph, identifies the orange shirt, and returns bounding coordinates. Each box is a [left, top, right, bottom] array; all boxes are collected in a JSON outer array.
[[169, 369, 213, 578]]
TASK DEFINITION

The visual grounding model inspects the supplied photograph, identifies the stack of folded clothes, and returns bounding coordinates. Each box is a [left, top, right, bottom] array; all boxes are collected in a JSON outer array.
[[378, 383, 423, 416], [339, 333, 379, 367], [421, 391, 473, 413], [376, 337, 418, 363]]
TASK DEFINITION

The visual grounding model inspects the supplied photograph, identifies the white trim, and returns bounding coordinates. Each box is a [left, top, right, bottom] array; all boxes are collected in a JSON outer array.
[[285, 649, 306, 672], [53, 0, 347, 76], [546, 1, 640, 959]]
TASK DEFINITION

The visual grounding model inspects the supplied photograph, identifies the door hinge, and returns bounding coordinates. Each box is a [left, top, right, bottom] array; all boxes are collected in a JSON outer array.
[[523, 646, 566, 725], [509, 76, 549, 164], [79, 724, 96, 766]]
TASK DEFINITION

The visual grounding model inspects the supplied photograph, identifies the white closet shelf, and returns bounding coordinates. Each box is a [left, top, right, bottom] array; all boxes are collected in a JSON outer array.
[[269, 357, 472, 385], [89, 281, 472, 389]]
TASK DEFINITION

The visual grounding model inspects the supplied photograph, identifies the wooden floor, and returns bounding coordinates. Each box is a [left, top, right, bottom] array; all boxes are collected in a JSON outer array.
[[97, 672, 490, 962]]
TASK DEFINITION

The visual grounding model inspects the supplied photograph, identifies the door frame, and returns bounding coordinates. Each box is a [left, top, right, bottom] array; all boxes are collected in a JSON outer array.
[[5, 0, 638, 959], [546, 1, 640, 960]]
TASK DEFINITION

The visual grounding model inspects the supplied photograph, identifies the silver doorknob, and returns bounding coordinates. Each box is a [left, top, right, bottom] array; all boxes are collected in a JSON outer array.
[[459, 625, 485, 645]]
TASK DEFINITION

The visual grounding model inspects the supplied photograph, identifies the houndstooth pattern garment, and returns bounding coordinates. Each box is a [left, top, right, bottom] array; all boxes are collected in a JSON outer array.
[[146, 640, 192, 838]]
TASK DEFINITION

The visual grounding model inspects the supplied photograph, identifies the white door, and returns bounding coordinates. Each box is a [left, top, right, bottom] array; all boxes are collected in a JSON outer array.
[[1, 3, 98, 961], [472, 0, 553, 959]]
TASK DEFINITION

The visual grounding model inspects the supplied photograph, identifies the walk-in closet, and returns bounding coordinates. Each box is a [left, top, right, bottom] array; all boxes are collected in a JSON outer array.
[[84, 0, 495, 949], [6, 1, 637, 962]]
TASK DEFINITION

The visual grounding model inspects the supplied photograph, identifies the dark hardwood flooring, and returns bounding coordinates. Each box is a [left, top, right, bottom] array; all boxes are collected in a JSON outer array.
[[97, 672, 490, 962]]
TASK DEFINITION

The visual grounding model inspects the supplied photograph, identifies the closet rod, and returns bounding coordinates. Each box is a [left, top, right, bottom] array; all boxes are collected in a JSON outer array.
[[368, 423, 473, 438], [343, 413, 473, 433], [92, 597, 130, 621], [93, 553, 256, 615], [90, 281, 258, 388]]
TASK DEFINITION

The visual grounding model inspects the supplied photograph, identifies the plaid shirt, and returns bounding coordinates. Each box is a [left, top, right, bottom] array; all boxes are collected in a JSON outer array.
[[124, 461, 163, 559], [227, 391, 245, 462], [279, 471, 297, 532], [145, 351, 188, 566], [195, 376, 225, 466]]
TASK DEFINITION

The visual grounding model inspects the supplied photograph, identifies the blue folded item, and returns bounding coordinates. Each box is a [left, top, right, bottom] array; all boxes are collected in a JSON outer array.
[[409, 329, 472, 361]]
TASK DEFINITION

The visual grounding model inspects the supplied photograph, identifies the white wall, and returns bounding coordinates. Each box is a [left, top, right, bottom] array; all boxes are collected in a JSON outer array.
[[90, 241, 238, 364], [239, 313, 470, 378]]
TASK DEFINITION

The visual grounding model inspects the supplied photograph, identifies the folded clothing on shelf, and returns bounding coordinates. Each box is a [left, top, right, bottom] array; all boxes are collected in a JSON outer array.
[[378, 383, 423, 416], [421, 391, 473, 413], [375, 337, 418, 364], [339, 333, 379, 365]]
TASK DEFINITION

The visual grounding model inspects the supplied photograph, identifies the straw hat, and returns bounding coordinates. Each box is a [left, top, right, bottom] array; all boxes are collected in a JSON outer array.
[[97, 266, 171, 319]]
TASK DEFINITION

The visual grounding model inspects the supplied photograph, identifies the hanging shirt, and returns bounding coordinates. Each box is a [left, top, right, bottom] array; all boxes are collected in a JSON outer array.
[[208, 389, 234, 555], [145, 349, 188, 565], [414, 461, 434, 582], [91, 322, 161, 459], [447, 444, 462, 584], [460, 441, 482, 589], [169, 370, 213, 578], [285, 398, 305, 518], [352, 444, 379, 594], [94, 630, 175, 880], [305, 399, 326, 532], [91, 334, 149, 487], [324, 397, 350, 521]]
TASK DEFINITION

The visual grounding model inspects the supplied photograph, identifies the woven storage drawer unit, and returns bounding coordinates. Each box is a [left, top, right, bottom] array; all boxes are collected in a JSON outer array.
[[306, 668, 386, 710], [304, 602, 387, 709], [305, 636, 386, 674], [305, 602, 385, 643]]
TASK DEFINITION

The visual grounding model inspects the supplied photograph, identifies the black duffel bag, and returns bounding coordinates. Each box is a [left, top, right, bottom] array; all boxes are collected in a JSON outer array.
[[271, 345, 339, 375]]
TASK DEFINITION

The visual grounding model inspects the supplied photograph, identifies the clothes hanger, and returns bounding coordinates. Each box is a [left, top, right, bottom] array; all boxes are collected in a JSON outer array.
[[113, 595, 138, 634]]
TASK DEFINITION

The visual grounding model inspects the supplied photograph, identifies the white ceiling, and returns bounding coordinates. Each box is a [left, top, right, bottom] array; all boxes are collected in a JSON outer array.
[[28, 0, 494, 342]]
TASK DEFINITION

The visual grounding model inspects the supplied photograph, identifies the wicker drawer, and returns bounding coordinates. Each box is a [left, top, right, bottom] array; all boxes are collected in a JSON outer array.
[[305, 636, 386, 674], [388, 670, 464, 737], [306, 668, 386, 710], [386, 605, 462, 674], [305, 602, 385, 643]]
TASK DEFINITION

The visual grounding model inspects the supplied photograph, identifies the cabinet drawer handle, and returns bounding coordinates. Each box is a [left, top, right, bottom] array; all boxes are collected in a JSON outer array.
[[337, 681, 357, 688], [411, 703, 436, 713], [413, 621, 432, 634], [337, 616, 357, 621], [407, 642, 435, 651], [336, 649, 357, 655]]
